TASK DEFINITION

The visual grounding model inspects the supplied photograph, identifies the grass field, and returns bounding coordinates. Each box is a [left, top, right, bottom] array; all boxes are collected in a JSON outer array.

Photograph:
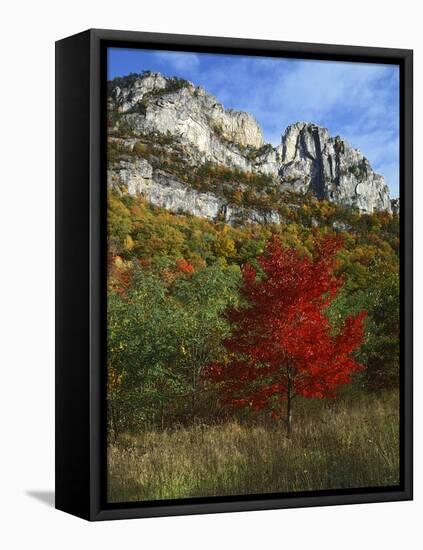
[[107, 391, 399, 503]]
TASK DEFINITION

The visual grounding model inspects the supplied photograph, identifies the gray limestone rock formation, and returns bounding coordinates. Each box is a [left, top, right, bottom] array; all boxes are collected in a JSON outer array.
[[391, 198, 400, 215], [279, 122, 392, 214], [108, 158, 279, 225], [108, 72, 394, 222]]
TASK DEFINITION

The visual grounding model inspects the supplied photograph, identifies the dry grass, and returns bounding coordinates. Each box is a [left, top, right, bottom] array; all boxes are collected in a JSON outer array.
[[107, 392, 400, 502]]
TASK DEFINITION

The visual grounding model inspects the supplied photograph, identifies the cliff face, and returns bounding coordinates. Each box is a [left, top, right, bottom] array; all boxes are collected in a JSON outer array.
[[108, 72, 394, 222], [108, 157, 280, 225], [391, 198, 400, 215], [279, 122, 392, 213], [113, 73, 264, 149], [110, 73, 264, 173]]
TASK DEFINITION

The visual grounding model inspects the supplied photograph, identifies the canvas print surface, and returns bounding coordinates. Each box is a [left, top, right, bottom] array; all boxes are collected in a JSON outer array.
[[106, 47, 400, 503]]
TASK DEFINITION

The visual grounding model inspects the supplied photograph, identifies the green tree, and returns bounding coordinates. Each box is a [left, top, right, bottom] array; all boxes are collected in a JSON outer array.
[[172, 263, 240, 420], [107, 263, 240, 434], [327, 263, 399, 391], [358, 270, 400, 390]]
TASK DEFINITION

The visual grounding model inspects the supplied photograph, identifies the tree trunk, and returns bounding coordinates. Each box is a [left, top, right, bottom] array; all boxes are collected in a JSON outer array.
[[191, 368, 197, 424], [286, 390, 292, 437], [160, 402, 165, 431], [108, 404, 118, 443], [286, 368, 293, 437], [191, 391, 196, 423]]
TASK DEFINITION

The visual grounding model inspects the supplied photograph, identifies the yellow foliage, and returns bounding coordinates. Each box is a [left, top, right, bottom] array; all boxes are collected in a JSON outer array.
[[124, 235, 134, 250], [214, 236, 236, 258], [107, 365, 124, 392]]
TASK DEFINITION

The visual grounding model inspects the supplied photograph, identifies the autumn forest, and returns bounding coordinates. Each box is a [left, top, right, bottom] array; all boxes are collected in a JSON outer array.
[[107, 187, 400, 502], [106, 55, 400, 503]]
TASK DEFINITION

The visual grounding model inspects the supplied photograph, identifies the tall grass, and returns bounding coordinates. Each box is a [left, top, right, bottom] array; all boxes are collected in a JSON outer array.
[[107, 392, 399, 502]]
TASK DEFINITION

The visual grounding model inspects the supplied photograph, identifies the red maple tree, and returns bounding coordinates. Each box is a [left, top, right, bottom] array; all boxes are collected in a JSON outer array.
[[207, 234, 367, 434]]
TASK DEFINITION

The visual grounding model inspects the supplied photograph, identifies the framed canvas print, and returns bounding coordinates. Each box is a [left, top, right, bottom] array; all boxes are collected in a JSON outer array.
[[55, 29, 413, 521]]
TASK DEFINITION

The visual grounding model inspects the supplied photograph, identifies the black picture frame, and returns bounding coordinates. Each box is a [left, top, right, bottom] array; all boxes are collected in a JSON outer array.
[[55, 28, 413, 521]]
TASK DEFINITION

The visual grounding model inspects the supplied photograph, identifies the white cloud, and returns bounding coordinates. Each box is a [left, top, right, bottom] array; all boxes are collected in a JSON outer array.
[[153, 51, 200, 73], [236, 58, 400, 195]]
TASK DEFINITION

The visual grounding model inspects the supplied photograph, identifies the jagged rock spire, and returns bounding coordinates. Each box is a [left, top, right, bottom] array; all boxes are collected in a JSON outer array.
[[108, 73, 392, 216]]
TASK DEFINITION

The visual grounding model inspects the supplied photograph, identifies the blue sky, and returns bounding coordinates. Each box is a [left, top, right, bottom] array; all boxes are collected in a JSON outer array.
[[108, 48, 400, 197]]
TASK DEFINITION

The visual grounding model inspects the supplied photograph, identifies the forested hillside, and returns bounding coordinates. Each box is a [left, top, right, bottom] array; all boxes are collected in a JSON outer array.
[[108, 188, 399, 431], [106, 70, 400, 503]]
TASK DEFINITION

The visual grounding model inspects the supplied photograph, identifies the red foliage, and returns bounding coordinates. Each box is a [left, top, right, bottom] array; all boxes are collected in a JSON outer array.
[[207, 235, 366, 418], [107, 256, 133, 297], [176, 258, 195, 274]]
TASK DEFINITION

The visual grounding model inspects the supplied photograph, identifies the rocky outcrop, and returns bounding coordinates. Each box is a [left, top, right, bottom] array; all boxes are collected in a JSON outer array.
[[391, 198, 400, 215], [112, 72, 168, 112], [108, 158, 280, 225], [108, 72, 395, 220], [279, 122, 392, 213], [110, 72, 263, 172]]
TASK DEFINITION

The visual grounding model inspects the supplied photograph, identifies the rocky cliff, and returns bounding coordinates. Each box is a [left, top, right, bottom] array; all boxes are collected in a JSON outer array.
[[279, 122, 392, 213], [108, 71, 394, 222], [109, 157, 280, 225]]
